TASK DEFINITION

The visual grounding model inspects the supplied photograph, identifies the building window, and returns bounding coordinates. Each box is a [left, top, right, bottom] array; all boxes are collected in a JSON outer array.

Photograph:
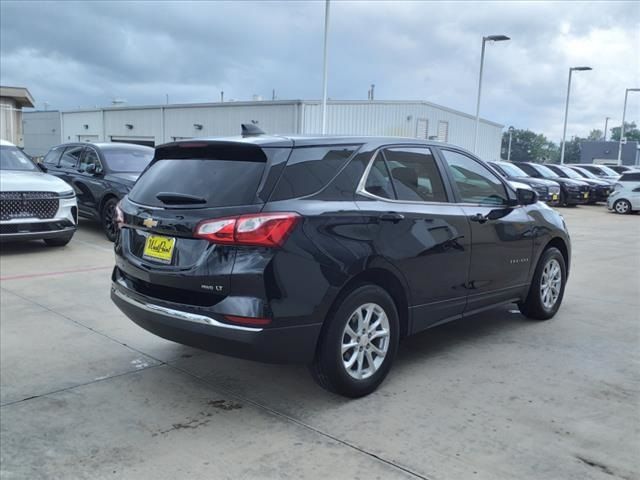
[[437, 121, 449, 142]]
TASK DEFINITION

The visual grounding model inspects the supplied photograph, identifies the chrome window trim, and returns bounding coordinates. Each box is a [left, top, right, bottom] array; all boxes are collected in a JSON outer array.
[[112, 287, 263, 333]]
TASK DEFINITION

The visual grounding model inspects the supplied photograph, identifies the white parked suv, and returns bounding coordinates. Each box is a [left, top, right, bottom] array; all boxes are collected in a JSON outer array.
[[607, 171, 640, 215], [0, 140, 78, 245]]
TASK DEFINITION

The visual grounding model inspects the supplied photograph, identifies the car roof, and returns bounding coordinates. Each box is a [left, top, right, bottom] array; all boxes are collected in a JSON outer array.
[[157, 134, 460, 151], [53, 142, 154, 151], [0, 139, 16, 147]]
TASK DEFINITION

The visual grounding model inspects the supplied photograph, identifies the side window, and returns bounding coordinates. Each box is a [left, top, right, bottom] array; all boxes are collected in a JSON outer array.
[[632, 187, 640, 192], [384, 147, 448, 202], [270, 145, 358, 201], [43, 147, 64, 166], [79, 147, 100, 172], [621, 172, 640, 181], [59, 146, 84, 168], [364, 154, 395, 199], [441, 149, 508, 205]]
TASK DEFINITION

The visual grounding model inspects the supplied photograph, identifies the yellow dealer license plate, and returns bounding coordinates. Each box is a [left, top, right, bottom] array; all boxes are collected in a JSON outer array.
[[583, 192, 589, 199], [552, 194, 559, 201], [143, 235, 176, 264]]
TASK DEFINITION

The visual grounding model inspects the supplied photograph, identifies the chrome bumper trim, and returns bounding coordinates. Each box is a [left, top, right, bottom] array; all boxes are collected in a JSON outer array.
[[112, 287, 263, 333]]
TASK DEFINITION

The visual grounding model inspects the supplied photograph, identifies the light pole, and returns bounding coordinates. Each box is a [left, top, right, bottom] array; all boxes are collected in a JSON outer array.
[[473, 34, 510, 153], [559, 66, 592, 164], [617, 88, 640, 166], [603, 116, 610, 141], [320, 0, 330, 134], [507, 126, 515, 161]]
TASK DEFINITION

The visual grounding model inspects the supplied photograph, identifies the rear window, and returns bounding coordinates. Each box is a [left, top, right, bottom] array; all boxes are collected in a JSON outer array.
[[270, 145, 359, 201], [129, 143, 276, 208], [103, 147, 153, 173]]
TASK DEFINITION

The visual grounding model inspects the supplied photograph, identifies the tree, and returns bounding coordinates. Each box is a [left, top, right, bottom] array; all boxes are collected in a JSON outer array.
[[587, 129, 603, 141], [610, 121, 640, 142], [501, 128, 558, 163], [562, 137, 583, 164]]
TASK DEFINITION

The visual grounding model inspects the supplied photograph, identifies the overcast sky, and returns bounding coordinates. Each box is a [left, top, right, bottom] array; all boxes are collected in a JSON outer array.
[[1, 0, 638, 142]]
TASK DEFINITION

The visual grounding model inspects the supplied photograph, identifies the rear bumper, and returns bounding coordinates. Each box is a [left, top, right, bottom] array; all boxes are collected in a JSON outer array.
[[111, 278, 322, 364]]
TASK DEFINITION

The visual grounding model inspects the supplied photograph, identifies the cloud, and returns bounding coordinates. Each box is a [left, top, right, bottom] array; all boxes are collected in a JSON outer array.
[[1, 0, 638, 141]]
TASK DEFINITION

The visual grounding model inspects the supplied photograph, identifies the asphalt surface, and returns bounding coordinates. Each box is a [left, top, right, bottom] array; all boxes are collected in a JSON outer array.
[[1, 205, 638, 480]]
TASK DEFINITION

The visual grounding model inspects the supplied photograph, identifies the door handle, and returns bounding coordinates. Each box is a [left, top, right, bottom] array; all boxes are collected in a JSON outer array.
[[469, 213, 488, 224], [379, 212, 405, 222]]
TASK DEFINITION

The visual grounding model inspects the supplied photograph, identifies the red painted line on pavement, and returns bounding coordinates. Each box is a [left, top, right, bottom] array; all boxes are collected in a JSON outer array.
[[0, 265, 113, 281]]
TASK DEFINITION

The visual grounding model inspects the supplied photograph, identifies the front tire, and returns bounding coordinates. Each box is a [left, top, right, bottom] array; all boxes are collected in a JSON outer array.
[[518, 247, 566, 320], [309, 284, 399, 398], [613, 199, 632, 214], [101, 197, 119, 242]]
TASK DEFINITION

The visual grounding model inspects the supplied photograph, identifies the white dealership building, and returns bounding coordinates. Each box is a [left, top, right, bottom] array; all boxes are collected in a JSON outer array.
[[23, 99, 503, 160]]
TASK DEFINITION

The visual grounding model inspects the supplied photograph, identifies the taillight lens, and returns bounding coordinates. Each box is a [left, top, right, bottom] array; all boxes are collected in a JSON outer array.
[[194, 212, 300, 247], [115, 201, 124, 230]]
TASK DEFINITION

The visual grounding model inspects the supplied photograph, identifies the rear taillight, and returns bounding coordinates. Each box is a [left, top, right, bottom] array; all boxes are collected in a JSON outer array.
[[194, 212, 300, 247], [223, 315, 272, 326], [115, 201, 124, 230]]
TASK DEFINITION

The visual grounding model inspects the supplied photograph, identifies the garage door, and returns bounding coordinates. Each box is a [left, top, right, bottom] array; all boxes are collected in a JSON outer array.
[[110, 136, 155, 147]]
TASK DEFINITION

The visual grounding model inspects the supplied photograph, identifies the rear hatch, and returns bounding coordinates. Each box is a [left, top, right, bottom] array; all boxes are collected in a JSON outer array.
[[116, 140, 292, 303]]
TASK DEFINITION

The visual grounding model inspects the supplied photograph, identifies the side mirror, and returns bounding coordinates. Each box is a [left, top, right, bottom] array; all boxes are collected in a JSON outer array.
[[85, 164, 102, 175], [516, 187, 538, 206], [38, 163, 48, 173]]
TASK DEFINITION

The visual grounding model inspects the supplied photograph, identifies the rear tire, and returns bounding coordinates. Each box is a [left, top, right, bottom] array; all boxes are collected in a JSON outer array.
[[518, 247, 566, 320], [44, 234, 74, 247], [613, 199, 632, 215], [309, 284, 399, 398], [101, 197, 119, 242]]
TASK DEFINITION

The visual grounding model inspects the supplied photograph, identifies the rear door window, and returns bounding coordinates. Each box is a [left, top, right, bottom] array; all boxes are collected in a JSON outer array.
[[129, 143, 284, 208], [270, 145, 359, 201], [383, 147, 447, 202]]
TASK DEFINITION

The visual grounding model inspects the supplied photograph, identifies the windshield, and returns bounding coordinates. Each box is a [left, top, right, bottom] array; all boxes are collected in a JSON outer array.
[[558, 166, 583, 179], [597, 165, 619, 176], [532, 164, 559, 178], [0, 146, 38, 171], [498, 162, 528, 177], [102, 148, 154, 173], [573, 168, 597, 179]]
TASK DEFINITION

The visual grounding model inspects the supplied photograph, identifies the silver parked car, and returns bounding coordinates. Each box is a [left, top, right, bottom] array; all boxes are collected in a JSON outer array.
[[607, 172, 640, 214]]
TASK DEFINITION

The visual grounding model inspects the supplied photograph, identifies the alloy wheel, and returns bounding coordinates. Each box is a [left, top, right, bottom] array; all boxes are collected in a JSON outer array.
[[540, 258, 562, 309], [614, 200, 630, 214], [103, 202, 117, 238], [341, 303, 390, 380]]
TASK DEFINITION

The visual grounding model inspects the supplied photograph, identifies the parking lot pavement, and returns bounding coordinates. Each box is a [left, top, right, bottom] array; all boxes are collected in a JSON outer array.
[[1, 208, 638, 480]]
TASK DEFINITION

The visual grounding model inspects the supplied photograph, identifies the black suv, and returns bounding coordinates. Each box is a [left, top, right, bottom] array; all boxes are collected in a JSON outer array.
[[513, 162, 590, 206], [488, 161, 561, 206], [111, 135, 571, 397], [545, 164, 612, 203], [43, 142, 154, 240]]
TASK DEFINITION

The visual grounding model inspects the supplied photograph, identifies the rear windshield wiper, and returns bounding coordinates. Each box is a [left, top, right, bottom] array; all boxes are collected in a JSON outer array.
[[155, 192, 207, 205]]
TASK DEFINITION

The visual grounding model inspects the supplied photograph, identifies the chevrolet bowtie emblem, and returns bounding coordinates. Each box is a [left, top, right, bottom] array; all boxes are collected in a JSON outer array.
[[142, 218, 158, 228]]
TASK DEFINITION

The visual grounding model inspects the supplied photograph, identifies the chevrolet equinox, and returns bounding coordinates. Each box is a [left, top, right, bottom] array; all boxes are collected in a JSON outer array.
[[111, 133, 571, 397]]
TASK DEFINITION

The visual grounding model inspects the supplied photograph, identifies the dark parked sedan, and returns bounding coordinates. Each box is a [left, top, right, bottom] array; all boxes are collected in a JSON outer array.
[[43, 142, 153, 240], [513, 162, 590, 206], [488, 161, 561, 206], [546, 164, 612, 203], [112, 133, 571, 397]]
